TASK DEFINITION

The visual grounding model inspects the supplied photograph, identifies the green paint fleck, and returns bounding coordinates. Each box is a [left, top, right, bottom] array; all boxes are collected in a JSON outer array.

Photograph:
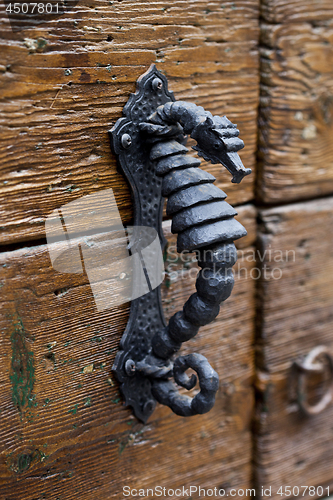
[[26, 410, 34, 422], [16, 453, 32, 472], [43, 398, 50, 406], [39, 451, 48, 462], [111, 397, 121, 404], [90, 336, 103, 343], [118, 429, 143, 455], [82, 363, 94, 374], [37, 38, 47, 49], [8, 448, 48, 473], [64, 341, 71, 347], [84, 397, 91, 407], [118, 440, 128, 455], [68, 404, 79, 415], [95, 361, 106, 370], [10, 315, 35, 412]]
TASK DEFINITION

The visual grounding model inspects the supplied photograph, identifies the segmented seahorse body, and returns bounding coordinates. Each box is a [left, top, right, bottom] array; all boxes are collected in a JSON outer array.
[[138, 101, 249, 416], [145, 101, 251, 184]]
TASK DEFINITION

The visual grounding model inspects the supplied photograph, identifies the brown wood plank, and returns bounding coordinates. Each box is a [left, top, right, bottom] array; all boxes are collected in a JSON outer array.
[[261, 0, 333, 24], [255, 197, 333, 500], [0, 0, 259, 246], [0, 204, 256, 499], [257, 2, 333, 203]]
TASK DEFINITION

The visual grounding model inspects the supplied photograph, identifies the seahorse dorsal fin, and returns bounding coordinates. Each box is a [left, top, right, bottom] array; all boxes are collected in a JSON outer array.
[[205, 116, 214, 128]]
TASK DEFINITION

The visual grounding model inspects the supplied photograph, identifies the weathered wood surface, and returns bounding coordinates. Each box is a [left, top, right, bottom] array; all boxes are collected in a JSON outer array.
[[261, 0, 333, 24], [0, 0, 259, 246], [0, 205, 256, 499], [257, 1, 333, 203], [255, 197, 333, 500]]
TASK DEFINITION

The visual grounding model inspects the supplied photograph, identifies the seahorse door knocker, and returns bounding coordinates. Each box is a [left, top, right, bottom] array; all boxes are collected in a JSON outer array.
[[110, 65, 251, 422]]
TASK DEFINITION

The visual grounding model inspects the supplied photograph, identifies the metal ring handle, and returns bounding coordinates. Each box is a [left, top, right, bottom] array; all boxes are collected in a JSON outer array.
[[294, 346, 333, 416]]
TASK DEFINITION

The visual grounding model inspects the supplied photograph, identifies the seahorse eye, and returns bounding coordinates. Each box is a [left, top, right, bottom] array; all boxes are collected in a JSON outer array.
[[213, 142, 221, 149]]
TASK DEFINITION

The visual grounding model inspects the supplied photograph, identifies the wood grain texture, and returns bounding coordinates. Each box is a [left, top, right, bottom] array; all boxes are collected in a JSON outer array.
[[261, 0, 333, 24], [0, 205, 256, 499], [257, 2, 333, 203], [254, 197, 333, 500], [0, 0, 259, 246]]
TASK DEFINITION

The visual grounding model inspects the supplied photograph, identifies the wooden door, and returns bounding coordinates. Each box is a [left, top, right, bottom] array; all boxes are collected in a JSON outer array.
[[0, 1, 259, 498], [255, 1, 333, 498], [2, 0, 333, 497]]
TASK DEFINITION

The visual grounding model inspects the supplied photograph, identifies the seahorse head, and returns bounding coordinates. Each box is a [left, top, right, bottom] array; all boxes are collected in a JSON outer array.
[[191, 116, 251, 184]]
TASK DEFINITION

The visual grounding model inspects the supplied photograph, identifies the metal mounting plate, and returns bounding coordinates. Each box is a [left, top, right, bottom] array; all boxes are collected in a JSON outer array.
[[109, 65, 175, 422]]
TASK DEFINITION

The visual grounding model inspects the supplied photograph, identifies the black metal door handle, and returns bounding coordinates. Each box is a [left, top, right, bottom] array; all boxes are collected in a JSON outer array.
[[110, 65, 251, 422]]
